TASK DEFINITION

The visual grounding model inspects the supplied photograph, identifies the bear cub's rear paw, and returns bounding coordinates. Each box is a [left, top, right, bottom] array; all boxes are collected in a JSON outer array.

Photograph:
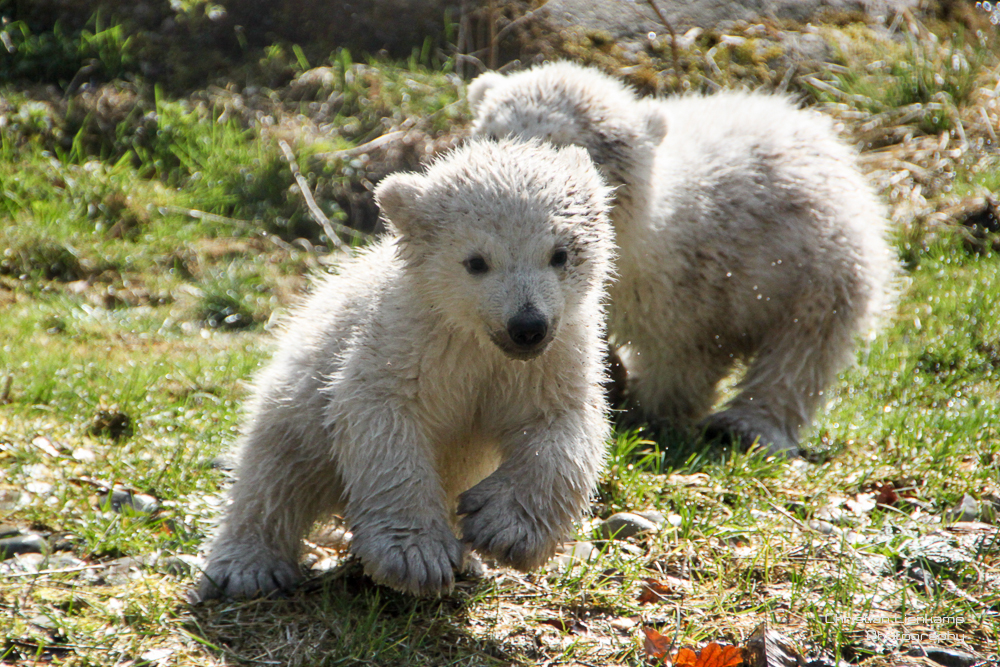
[[458, 476, 559, 571], [700, 411, 801, 458]]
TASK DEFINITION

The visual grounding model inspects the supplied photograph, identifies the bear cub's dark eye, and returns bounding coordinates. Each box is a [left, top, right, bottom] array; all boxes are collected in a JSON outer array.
[[464, 255, 489, 275], [550, 249, 569, 268]]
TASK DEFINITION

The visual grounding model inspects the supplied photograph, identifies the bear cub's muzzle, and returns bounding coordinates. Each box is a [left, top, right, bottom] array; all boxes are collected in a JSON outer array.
[[494, 304, 554, 360]]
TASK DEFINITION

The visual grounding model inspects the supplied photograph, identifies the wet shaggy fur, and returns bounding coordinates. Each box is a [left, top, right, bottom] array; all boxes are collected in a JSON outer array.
[[469, 61, 897, 456], [198, 139, 615, 599]]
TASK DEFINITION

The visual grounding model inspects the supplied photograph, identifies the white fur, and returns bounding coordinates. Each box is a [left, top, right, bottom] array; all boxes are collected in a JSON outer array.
[[198, 138, 614, 599], [469, 61, 897, 456]]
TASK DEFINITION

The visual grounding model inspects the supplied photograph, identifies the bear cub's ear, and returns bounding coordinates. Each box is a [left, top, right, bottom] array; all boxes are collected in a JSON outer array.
[[374, 172, 426, 237], [467, 71, 506, 113], [639, 101, 669, 144]]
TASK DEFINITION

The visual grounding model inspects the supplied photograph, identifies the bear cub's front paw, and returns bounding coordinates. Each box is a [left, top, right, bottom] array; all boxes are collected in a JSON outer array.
[[458, 477, 558, 571], [198, 545, 301, 601], [351, 519, 465, 596]]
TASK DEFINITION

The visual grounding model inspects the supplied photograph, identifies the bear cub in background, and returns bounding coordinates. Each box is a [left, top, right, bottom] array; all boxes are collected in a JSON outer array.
[[469, 61, 896, 457], [199, 139, 615, 599]]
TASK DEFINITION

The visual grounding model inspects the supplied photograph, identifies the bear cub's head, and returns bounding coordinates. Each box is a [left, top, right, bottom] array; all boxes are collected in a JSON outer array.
[[467, 61, 668, 187], [375, 138, 613, 360]]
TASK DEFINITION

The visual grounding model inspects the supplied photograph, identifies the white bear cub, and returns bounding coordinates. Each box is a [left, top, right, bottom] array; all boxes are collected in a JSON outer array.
[[199, 138, 614, 599], [469, 61, 896, 457]]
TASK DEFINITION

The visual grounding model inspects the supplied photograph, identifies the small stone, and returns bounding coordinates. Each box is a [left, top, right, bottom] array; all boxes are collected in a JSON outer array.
[[609, 616, 638, 632], [906, 565, 939, 592], [72, 448, 97, 463], [899, 534, 972, 571], [905, 646, 980, 667], [945, 494, 980, 523], [808, 519, 840, 536], [139, 648, 174, 665], [0, 533, 47, 560], [598, 512, 660, 540], [31, 436, 61, 457], [44, 554, 86, 569], [99, 488, 159, 515], [103, 556, 144, 585], [548, 541, 597, 569], [634, 509, 665, 526]]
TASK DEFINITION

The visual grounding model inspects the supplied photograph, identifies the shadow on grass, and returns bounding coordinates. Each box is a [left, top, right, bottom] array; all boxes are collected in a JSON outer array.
[[186, 560, 521, 666]]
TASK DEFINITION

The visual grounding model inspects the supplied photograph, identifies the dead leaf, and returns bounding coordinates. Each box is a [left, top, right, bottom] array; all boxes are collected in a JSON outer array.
[[642, 628, 744, 667], [643, 626, 673, 661], [874, 482, 898, 507], [540, 617, 589, 635], [672, 647, 699, 667], [638, 577, 675, 604]]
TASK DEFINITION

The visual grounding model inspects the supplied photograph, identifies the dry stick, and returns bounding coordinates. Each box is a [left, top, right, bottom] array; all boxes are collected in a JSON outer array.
[[160, 205, 253, 230], [278, 140, 354, 251], [456, 0, 469, 78], [317, 130, 406, 160], [776, 62, 797, 95], [645, 0, 680, 78], [492, 1, 549, 48], [455, 53, 488, 74], [488, 0, 498, 71], [0, 374, 11, 404], [980, 106, 998, 144], [5, 563, 107, 578]]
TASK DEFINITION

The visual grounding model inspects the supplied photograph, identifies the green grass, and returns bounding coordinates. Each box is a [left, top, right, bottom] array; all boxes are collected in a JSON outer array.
[[2, 9, 1000, 667]]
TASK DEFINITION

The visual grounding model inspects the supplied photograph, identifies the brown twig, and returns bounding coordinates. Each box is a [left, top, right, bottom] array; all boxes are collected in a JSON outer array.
[[0, 374, 11, 404], [316, 130, 406, 160], [488, 0, 498, 70], [278, 139, 357, 251], [456, 0, 469, 78], [646, 0, 680, 77], [493, 1, 549, 46]]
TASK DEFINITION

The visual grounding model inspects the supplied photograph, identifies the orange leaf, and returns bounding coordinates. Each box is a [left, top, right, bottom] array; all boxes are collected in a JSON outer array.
[[642, 627, 672, 660], [672, 647, 699, 667], [692, 642, 744, 667], [638, 578, 674, 604], [642, 630, 744, 667]]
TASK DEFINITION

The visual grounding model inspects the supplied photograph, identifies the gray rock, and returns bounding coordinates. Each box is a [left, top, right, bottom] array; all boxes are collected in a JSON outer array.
[[541, 0, 922, 41], [634, 509, 666, 526], [905, 565, 939, 592], [899, 534, 973, 572], [547, 541, 598, 569], [99, 488, 159, 515], [945, 493, 980, 523], [807, 519, 840, 535], [599, 512, 660, 540], [905, 646, 980, 667], [0, 533, 48, 560]]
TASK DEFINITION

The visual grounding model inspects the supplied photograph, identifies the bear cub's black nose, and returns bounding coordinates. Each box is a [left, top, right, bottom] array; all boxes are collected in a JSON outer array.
[[508, 308, 548, 349]]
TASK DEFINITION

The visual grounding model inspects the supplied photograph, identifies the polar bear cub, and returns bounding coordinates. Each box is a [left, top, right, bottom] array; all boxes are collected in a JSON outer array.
[[198, 138, 615, 599], [469, 61, 896, 457]]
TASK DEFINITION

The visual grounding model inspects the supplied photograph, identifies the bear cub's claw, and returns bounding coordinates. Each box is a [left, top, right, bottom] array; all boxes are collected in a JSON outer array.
[[197, 551, 301, 601], [458, 477, 557, 571], [352, 521, 465, 596]]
